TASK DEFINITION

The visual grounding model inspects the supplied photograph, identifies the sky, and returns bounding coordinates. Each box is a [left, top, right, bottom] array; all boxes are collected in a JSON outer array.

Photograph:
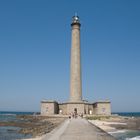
[[0, 0, 140, 112]]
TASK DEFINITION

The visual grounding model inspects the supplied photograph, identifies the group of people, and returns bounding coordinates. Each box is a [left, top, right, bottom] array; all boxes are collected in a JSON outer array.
[[68, 112, 83, 119]]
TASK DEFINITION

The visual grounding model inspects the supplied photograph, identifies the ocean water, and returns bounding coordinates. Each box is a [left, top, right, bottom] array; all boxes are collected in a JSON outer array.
[[0, 111, 34, 140], [110, 130, 140, 140], [111, 112, 140, 140], [0, 111, 34, 116], [112, 112, 140, 117]]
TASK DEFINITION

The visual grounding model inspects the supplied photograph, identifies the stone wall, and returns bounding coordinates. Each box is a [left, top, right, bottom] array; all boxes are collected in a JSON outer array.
[[67, 102, 85, 114], [87, 104, 95, 115], [59, 103, 67, 115], [40, 101, 111, 115], [93, 101, 111, 115], [41, 100, 59, 115]]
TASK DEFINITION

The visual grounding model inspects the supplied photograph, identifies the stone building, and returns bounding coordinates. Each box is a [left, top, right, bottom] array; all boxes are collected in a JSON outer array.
[[41, 15, 111, 116]]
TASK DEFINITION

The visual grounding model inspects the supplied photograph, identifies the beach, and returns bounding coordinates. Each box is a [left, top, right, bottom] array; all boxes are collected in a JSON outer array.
[[88, 115, 140, 140]]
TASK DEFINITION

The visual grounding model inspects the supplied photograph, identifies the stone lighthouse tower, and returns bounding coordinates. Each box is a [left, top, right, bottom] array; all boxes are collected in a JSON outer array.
[[41, 15, 111, 116], [70, 15, 82, 102]]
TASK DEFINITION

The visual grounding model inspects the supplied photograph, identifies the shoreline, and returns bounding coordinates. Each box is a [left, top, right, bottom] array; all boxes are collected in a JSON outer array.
[[21, 119, 69, 140], [87, 115, 140, 139], [1, 114, 140, 140], [0, 115, 67, 140], [20, 115, 140, 140]]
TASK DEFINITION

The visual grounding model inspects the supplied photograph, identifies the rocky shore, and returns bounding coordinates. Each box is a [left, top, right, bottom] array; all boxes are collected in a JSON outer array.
[[87, 115, 140, 132], [0, 115, 66, 138], [1, 114, 140, 140]]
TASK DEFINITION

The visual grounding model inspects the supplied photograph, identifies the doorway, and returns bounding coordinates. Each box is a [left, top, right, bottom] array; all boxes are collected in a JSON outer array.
[[74, 108, 77, 114]]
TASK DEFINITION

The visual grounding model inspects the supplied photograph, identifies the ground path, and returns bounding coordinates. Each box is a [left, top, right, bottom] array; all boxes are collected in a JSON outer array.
[[42, 118, 116, 140]]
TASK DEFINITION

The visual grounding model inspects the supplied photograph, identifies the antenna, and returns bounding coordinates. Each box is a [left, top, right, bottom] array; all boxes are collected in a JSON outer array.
[[75, 12, 77, 17]]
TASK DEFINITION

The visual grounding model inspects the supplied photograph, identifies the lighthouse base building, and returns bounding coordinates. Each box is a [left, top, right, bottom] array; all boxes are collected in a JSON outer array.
[[41, 100, 111, 116], [41, 15, 111, 116]]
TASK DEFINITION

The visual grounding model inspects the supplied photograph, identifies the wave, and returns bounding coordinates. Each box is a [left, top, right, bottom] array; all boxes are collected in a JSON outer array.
[[126, 136, 140, 140], [0, 113, 16, 116], [109, 130, 127, 134]]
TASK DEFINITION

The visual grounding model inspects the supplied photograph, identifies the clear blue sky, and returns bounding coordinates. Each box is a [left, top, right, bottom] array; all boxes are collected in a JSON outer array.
[[0, 0, 140, 112]]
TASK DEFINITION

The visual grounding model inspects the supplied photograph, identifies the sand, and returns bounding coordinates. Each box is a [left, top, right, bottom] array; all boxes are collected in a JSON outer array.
[[88, 116, 140, 133], [88, 119, 127, 132]]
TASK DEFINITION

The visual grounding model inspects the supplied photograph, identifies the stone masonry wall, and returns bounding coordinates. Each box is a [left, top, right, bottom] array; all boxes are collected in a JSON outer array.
[[95, 102, 111, 115], [41, 101, 59, 115]]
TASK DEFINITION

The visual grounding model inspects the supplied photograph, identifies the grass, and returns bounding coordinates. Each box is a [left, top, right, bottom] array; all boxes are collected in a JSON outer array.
[[86, 116, 110, 120]]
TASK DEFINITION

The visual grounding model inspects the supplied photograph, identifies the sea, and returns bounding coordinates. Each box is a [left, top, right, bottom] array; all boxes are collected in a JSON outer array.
[[0, 111, 140, 140], [111, 112, 140, 140], [0, 111, 34, 140]]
